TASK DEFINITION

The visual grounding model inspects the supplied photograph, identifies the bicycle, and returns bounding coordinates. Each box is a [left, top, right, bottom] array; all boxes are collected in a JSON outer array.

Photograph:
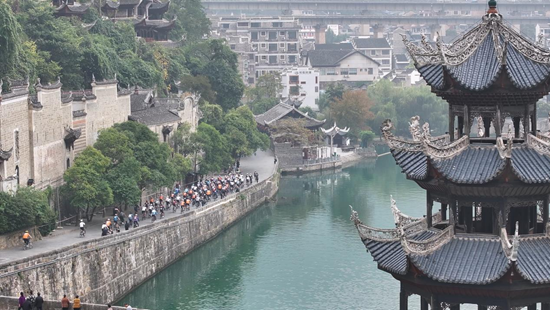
[[80, 229, 86, 238], [23, 241, 33, 250]]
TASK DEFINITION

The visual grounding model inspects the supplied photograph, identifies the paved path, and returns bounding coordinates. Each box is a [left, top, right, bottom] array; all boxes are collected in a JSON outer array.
[[0, 150, 276, 263]]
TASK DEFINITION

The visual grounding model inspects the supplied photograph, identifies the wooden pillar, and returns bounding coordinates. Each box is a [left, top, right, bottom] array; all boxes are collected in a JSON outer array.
[[427, 192, 433, 228], [524, 104, 530, 138], [478, 306, 488, 310], [531, 205, 538, 233], [464, 104, 470, 136], [513, 117, 521, 138], [441, 203, 448, 221], [543, 196, 549, 233], [542, 302, 550, 310], [532, 103, 537, 134], [449, 198, 457, 228], [483, 117, 491, 138], [450, 304, 460, 310], [449, 106, 455, 142], [495, 104, 502, 137], [431, 296, 442, 310], [458, 116, 464, 137], [520, 207, 530, 234], [421, 298, 429, 310], [399, 283, 408, 310]]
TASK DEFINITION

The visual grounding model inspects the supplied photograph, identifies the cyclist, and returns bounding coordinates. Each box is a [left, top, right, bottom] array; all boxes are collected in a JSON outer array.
[[22, 230, 32, 247], [79, 219, 86, 236]]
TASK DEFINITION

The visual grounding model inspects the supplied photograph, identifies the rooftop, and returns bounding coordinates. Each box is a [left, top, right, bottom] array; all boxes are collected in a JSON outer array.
[[352, 38, 391, 49]]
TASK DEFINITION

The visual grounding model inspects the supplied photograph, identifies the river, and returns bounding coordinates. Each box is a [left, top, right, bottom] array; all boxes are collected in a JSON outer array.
[[117, 156, 467, 310]]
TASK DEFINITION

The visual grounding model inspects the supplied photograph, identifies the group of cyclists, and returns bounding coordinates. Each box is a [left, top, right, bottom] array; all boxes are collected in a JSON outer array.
[[23, 170, 261, 244]]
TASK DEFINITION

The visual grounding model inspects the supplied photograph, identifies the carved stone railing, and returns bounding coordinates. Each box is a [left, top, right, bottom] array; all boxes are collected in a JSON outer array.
[[527, 134, 550, 156], [390, 196, 423, 227], [432, 211, 442, 224], [430, 134, 450, 147], [401, 217, 428, 236], [386, 136, 424, 152], [496, 137, 512, 159], [425, 135, 469, 159], [402, 225, 454, 255], [536, 132, 550, 144], [500, 222, 519, 261]]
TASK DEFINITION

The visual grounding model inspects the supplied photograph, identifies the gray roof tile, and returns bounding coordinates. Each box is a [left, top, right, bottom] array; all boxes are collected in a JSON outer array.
[[431, 146, 506, 184], [410, 237, 511, 285], [505, 44, 550, 90], [516, 237, 550, 284], [353, 38, 391, 49], [391, 150, 428, 180], [511, 147, 550, 184], [315, 43, 354, 50], [130, 105, 181, 126], [364, 240, 407, 275], [417, 64, 444, 89]]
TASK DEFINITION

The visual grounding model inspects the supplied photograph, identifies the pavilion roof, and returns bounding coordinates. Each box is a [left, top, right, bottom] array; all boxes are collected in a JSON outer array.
[[406, 7, 550, 92], [254, 102, 326, 129], [381, 118, 550, 186], [321, 123, 350, 136]]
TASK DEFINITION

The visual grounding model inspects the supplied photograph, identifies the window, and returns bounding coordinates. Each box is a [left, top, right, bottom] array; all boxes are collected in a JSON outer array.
[[370, 50, 376, 56], [230, 44, 236, 50], [290, 86, 300, 95], [280, 43, 285, 48], [269, 43, 277, 52], [280, 31, 285, 36], [382, 59, 390, 65], [300, 93, 306, 96], [341, 68, 349, 76], [222, 24, 230, 29], [349, 68, 358, 75], [315, 86, 318, 92], [288, 31, 297, 39], [251, 22, 261, 28], [251, 32, 258, 40], [382, 50, 390, 55], [288, 43, 297, 52], [326, 68, 337, 75], [280, 55, 285, 60], [368, 68, 374, 75], [272, 22, 282, 28], [261, 43, 266, 48], [315, 76, 318, 84], [261, 31, 266, 36], [237, 22, 249, 27], [269, 55, 277, 64], [249, 54, 255, 60], [300, 81, 306, 84], [320, 69, 327, 75], [289, 55, 296, 63], [261, 55, 267, 60], [289, 75, 299, 84], [269, 32, 277, 40]]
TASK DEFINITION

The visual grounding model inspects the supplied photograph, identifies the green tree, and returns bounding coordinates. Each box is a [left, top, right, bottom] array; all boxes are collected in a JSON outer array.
[[63, 147, 113, 221], [193, 123, 232, 174], [94, 127, 133, 165], [360, 130, 376, 147], [177, 75, 216, 104], [0, 0, 23, 80], [200, 102, 224, 131], [245, 72, 281, 114], [223, 106, 269, 159], [167, 0, 210, 42], [106, 157, 141, 209], [325, 28, 349, 44]]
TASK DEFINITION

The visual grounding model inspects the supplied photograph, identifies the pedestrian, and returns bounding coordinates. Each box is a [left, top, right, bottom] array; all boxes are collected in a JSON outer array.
[[61, 294, 70, 310], [125, 304, 133, 310], [35, 293, 44, 310], [254, 171, 259, 183], [73, 295, 81, 310], [22, 298, 32, 310], [274, 157, 278, 165], [18, 292, 25, 310], [27, 290, 35, 308], [107, 304, 113, 310], [125, 219, 130, 230]]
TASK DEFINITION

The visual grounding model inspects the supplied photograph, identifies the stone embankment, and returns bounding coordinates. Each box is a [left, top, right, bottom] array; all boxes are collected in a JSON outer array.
[[0, 171, 280, 305], [0, 296, 142, 310]]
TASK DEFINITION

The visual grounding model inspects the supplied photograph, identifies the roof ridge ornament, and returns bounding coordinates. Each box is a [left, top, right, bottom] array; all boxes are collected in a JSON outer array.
[[409, 116, 422, 141], [487, 0, 498, 14]]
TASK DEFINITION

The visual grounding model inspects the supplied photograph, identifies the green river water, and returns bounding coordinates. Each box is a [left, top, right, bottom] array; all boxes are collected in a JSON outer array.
[[118, 156, 474, 310]]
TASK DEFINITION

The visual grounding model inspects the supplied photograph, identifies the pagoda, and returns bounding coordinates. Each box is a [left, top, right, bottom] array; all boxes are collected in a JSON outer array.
[[351, 1, 550, 309]]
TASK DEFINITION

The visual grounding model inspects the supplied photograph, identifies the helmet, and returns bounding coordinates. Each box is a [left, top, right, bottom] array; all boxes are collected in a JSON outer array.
[[25, 230, 29, 233], [80, 219, 83, 222]]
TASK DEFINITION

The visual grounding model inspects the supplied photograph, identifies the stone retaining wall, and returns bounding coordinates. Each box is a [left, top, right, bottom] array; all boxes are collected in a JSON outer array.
[[0, 172, 280, 305], [0, 226, 43, 250], [0, 296, 144, 310]]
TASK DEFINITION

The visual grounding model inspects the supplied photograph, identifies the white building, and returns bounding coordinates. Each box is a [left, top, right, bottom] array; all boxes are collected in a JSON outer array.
[[306, 49, 381, 84], [351, 37, 393, 74], [280, 67, 320, 111]]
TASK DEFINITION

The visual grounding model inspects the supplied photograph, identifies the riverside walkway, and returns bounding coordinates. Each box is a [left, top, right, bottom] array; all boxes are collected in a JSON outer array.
[[0, 150, 276, 263]]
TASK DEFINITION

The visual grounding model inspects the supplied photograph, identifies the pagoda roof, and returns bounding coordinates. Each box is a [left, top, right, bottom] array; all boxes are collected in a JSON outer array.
[[406, 10, 550, 92], [134, 17, 176, 30], [55, 3, 89, 15], [254, 102, 326, 129], [382, 118, 550, 186], [321, 123, 350, 136], [351, 200, 550, 286], [150, 0, 170, 11]]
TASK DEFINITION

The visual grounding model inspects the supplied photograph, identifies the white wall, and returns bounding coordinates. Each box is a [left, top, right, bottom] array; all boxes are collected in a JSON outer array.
[[315, 53, 380, 83], [280, 67, 320, 111]]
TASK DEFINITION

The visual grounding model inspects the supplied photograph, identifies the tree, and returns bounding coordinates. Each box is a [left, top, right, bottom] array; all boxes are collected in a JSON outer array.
[[63, 147, 113, 222], [167, 0, 210, 42], [318, 82, 345, 112], [269, 118, 323, 146], [330, 90, 375, 138], [94, 127, 133, 165], [245, 72, 281, 114], [106, 157, 141, 209], [325, 28, 349, 44], [177, 75, 216, 104], [360, 130, 376, 147], [200, 102, 224, 131], [223, 106, 269, 159], [193, 123, 232, 174], [0, 0, 22, 80]]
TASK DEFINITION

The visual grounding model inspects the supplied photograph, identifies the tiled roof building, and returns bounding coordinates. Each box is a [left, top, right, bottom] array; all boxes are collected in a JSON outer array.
[[351, 2, 550, 309]]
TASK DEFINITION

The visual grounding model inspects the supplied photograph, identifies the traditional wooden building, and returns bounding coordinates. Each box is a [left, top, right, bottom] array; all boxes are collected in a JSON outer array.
[[254, 102, 326, 132], [53, 0, 89, 18], [351, 1, 550, 309]]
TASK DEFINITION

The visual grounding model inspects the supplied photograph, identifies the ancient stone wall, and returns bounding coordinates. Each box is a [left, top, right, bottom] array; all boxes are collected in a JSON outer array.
[[0, 172, 279, 305], [274, 142, 304, 168], [86, 83, 130, 146], [32, 86, 72, 188], [0, 92, 32, 187]]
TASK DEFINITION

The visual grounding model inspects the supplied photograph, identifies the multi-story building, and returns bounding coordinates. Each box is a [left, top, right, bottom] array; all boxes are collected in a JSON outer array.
[[216, 17, 302, 85], [280, 67, 320, 111], [351, 37, 393, 74], [305, 44, 381, 86]]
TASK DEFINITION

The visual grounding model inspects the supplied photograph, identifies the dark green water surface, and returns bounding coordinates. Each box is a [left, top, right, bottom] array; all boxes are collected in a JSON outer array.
[[118, 156, 445, 310]]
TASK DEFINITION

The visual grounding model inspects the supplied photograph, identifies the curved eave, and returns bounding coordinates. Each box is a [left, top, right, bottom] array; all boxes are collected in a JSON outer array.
[[391, 149, 428, 181], [417, 64, 445, 90], [511, 147, 550, 184], [516, 237, 550, 285], [505, 44, 550, 91], [364, 239, 408, 275]]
